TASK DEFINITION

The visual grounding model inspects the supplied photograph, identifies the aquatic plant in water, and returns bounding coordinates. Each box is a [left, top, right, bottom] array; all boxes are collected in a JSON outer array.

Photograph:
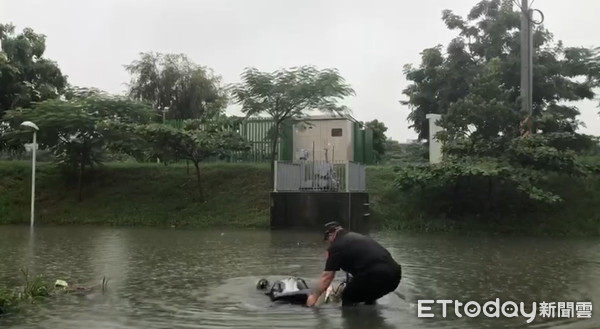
[[0, 287, 19, 316], [17, 269, 53, 301], [0, 269, 109, 317], [0, 269, 51, 316]]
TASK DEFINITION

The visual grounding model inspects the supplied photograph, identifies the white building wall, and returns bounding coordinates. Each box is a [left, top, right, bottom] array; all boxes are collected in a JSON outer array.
[[292, 118, 353, 162]]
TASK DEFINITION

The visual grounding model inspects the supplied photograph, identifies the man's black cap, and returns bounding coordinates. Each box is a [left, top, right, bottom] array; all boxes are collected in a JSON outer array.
[[323, 221, 342, 240]]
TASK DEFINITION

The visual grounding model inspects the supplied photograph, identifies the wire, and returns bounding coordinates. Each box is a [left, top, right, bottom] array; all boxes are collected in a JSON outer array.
[[511, 0, 544, 25], [531, 8, 544, 24]]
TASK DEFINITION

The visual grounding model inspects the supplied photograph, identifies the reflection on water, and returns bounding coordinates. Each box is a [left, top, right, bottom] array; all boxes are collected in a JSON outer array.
[[0, 226, 598, 329]]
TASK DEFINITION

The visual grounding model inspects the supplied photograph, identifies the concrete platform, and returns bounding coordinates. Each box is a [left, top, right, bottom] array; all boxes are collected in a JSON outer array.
[[269, 191, 371, 233]]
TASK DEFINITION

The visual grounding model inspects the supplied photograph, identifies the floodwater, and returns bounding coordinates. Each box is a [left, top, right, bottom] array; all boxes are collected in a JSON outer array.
[[0, 226, 598, 329]]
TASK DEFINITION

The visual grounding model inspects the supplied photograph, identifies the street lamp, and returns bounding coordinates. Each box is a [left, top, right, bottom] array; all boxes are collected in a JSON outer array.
[[20, 121, 39, 228]]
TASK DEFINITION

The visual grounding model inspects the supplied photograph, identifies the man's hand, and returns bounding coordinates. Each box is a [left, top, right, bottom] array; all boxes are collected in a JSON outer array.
[[306, 294, 318, 307], [306, 271, 335, 307]]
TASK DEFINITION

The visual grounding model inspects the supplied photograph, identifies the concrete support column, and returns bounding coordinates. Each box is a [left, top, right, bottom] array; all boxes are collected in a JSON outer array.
[[425, 114, 443, 164]]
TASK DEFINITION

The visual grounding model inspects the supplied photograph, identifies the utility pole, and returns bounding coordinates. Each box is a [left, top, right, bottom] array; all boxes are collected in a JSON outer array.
[[520, 0, 533, 117]]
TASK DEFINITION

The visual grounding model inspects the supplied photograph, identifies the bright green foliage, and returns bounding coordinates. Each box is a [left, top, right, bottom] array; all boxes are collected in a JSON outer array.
[[2, 88, 154, 200], [0, 23, 67, 119], [382, 139, 428, 165], [123, 117, 251, 202], [229, 65, 355, 178], [395, 159, 561, 204], [396, 0, 600, 220], [402, 0, 600, 141], [124, 52, 227, 120]]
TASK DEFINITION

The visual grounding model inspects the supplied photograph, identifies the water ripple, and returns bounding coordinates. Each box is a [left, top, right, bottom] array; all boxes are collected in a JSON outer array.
[[0, 227, 598, 329]]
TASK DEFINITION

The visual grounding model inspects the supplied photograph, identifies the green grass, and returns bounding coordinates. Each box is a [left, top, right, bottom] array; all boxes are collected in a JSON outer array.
[[1, 160, 599, 236], [0, 161, 272, 228]]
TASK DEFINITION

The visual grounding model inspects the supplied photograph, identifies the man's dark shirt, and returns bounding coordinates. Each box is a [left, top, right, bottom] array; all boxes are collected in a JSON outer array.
[[324, 229, 398, 277]]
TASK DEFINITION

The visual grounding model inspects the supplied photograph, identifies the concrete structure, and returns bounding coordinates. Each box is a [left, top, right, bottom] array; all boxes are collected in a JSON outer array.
[[426, 114, 443, 164], [270, 191, 370, 233], [267, 115, 373, 231], [270, 159, 370, 231]]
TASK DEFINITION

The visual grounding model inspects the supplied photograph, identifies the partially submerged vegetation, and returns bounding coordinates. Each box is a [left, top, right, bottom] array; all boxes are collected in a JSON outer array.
[[0, 269, 108, 317]]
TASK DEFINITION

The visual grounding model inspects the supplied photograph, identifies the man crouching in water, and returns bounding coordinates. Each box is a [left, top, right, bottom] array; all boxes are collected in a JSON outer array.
[[306, 221, 402, 307]]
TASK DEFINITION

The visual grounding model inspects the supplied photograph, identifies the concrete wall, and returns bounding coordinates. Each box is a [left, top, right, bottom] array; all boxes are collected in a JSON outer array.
[[270, 192, 370, 233], [292, 119, 353, 162]]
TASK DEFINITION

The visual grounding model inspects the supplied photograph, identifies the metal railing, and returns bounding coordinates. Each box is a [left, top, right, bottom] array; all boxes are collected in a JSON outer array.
[[274, 160, 366, 192]]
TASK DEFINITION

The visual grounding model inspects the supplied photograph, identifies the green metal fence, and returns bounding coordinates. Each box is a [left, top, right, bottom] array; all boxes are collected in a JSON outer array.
[[164, 117, 373, 164], [352, 121, 374, 164], [164, 117, 290, 163]]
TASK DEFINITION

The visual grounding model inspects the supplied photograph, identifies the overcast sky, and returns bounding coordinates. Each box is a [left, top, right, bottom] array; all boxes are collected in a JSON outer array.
[[1, 0, 599, 142]]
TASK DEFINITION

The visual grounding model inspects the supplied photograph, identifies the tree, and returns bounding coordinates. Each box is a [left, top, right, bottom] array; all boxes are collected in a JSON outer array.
[[364, 119, 388, 163], [400, 0, 600, 142], [124, 52, 227, 121], [383, 139, 428, 164], [129, 118, 251, 202], [395, 0, 600, 218], [0, 23, 67, 119], [3, 88, 154, 201], [229, 65, 355, 179]]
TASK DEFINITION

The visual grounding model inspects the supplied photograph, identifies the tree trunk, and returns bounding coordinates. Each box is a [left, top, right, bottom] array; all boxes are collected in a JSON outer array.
[[194, 161, 205, 203], [78, 156, 84, 202], [450, 178, 460, 218], [487, 176, 494, 217]]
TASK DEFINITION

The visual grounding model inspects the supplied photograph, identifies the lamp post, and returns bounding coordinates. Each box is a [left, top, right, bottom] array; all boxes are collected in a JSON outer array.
[[20, 121, 39, 228], [157, 106, 170, 164]]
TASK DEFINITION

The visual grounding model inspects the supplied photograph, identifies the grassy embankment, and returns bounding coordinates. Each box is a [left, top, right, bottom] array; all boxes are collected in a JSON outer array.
[[0, 161, 271, 228], [1, 160, 599, 235]]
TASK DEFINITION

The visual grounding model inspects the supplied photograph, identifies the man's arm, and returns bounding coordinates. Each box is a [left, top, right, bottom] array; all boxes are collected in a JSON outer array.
[[306, 247, 342, 306], [306, 271, 335, 306], [314, 271, 335, 296]]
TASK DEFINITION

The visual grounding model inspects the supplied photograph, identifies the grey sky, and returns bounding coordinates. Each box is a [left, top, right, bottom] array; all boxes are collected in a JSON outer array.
[[1, 0, 599, 142]]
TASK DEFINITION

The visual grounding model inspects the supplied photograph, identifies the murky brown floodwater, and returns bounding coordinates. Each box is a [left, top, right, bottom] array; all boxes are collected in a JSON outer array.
[[0, 226, 598, 329]]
